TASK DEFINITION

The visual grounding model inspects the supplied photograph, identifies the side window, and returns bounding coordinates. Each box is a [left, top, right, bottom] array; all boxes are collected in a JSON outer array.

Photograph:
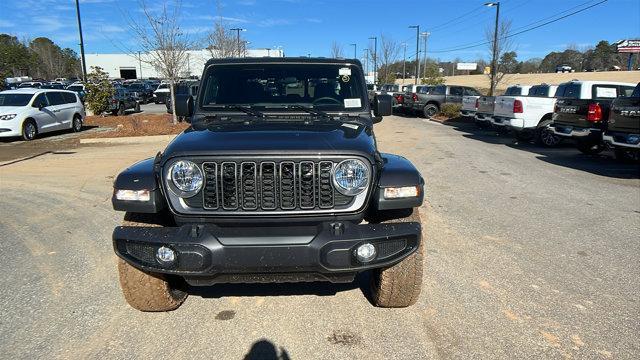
[[32, 93, 49, 108], [592, 85, 618, 99], [432, 86, 446, 95], [46, 92, 65, 106], [450, 87, 463, 96], [632, 85, 640, 98], [62, 92, 77, 103], [619, 86, 635, 98], [464, 88, 480, 96]]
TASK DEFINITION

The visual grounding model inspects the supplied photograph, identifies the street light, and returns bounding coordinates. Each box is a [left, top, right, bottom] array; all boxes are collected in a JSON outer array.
[[368, 37, 377, 83], [401, 43, 407, 84], [230, 28, 246, 57], [420, 32, 430, 80], [485, 2, 500, 95], [409, 25, 420, 85], [363, 48, 369, 75], [350, 43, 357, 59], [74, 0, 87, 82]]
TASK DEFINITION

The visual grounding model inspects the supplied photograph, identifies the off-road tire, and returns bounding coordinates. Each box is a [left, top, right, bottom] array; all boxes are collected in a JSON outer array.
[[117, 212, 187, 312], [423, 104, 439, 118], [21, 119, 37, 141], [369, 208, 424, 308], [535, 126, 560, 147], [117, 103, 125, 116]]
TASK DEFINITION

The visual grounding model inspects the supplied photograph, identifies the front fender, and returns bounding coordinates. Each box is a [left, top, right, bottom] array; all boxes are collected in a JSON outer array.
[[112, 157, 166, 213], [373, 153, 424, 211]]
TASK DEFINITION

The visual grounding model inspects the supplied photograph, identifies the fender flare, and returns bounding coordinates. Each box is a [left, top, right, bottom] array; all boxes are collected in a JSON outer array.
[[373, 153, 425, 211]]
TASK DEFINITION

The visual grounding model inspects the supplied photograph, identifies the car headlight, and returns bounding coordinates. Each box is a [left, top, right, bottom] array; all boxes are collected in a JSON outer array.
[[333, 159, 369, 196], [0, 114, 17, 121], [168, 160, 203, 197]]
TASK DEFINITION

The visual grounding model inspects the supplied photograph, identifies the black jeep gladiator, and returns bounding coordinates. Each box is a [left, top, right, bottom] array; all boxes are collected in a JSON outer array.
[[111, 58, 425, 311]]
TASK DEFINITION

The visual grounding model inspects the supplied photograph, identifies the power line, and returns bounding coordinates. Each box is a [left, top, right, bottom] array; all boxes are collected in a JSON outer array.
[[428, 0, 608, 54], [427, 5, 486, 32]]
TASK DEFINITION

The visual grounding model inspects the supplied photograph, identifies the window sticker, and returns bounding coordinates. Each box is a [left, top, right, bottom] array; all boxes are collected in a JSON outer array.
[[339, 67, 351, 76], [344, 98, 361, 108], [595, 87, 617, 98], [341, 75, 350, 83]]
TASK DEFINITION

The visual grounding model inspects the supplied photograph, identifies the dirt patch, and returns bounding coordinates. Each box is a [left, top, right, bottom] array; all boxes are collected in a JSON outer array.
[[82, 114, 189, 138], [429, 115, 474, 125]]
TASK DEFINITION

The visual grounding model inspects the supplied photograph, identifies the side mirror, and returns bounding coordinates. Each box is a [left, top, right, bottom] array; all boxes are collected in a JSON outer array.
[[373, 94, 393, 119], [175, 94, 193, 119]]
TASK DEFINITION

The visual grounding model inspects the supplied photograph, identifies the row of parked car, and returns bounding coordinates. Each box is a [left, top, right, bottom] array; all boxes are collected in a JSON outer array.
[[372, 81, 640, 161]]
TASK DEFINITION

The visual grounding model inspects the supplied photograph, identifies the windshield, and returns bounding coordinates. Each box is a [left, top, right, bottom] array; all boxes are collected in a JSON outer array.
[[200, 63, 366, 111], [0, 93, 33, 106], [157, 84, 169, 90], [67, 86, 83, 91]]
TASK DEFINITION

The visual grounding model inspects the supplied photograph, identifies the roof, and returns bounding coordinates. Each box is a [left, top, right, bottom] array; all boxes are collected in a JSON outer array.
[[204, 57, 363, 68], [563, 80, 637, 86], [0, 88, 77, 95]]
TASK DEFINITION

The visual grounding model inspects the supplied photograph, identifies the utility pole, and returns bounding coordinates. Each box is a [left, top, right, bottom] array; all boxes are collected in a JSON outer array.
[[401, 43, 407, 85], [421, 32, 429, 80], [363, 48, 369, 76], [409, 25, 420, 85], [350, 43, 357, 59], [74, 0, 87, 82], [368, 37, 377, 83], [230, 28, 246, 57], [138, 51, 142, 79], [485, 2, 500, 96]]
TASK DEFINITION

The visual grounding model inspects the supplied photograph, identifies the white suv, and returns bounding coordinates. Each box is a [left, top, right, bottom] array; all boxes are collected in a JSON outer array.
[[0, 88, 85, 141]]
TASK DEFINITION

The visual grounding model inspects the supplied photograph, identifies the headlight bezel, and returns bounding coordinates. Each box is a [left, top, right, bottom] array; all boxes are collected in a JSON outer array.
[[166, 160, 204, 198], [332, 158, 370, 196], [0, 114, 17, 121]]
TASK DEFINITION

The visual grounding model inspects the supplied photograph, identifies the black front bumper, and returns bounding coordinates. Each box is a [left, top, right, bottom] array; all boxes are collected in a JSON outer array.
[[113, 221, 421, 285]]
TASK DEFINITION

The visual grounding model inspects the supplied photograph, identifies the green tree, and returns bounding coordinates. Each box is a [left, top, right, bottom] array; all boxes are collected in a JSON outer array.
[[0, 34, 31, 79], [85, 66, 115, 115], [421, 63, 445, 85], [498, 51, 518, 74]]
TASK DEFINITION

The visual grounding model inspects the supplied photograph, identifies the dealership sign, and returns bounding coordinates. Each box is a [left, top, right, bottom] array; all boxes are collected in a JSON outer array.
[[616, 39, 640, 53], [456, 62, 477, 70]]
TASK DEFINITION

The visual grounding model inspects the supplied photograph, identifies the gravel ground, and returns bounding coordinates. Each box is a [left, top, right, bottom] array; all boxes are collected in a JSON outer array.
[[0, 116, 638, 359]]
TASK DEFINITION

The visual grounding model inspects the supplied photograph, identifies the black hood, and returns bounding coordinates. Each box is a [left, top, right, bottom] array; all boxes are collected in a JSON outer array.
[[161, 122, 376, 162]]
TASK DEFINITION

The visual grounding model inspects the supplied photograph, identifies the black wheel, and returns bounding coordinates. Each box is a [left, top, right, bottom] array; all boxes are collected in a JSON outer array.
[[614, 147, 639, 162], [117, 212, 187, 312], [134, 102, 141, 112], [577, 142, 605, 155], [72, 115, 82, 132], [117, 103, 125, 116], [368, 208, 423, 308], [21, 119, 37, 141], [423, 104, 439, 118], [535, 126, 561, 147]]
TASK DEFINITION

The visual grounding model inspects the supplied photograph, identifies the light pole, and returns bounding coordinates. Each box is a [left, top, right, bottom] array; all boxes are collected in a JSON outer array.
[[230, 28, 246, 57], [243, 41, 251, 57], [409, 25, 420, 85], [74, 0, 87, 82], [485, 2, 500, 95], [350, 43, 357, 59], [363, 48, 369, 76], [421, 32, 430, 80], [368, 37, 377, 83], [401, 43, 407, 84]]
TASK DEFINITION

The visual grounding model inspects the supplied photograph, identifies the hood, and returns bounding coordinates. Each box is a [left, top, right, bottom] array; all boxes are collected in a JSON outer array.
[[0, 106, 28, 115], [162, 122, 376, 162]]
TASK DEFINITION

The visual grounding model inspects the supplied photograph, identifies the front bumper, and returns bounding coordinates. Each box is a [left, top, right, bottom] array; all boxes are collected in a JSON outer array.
[[113, 220, 421, 285], [603, 132, 640, 149], [0, 119, 22, 137]]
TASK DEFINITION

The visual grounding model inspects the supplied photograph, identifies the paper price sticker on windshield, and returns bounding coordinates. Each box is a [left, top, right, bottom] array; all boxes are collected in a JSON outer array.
[[344, 98, 361, 108], [339, 67, 351, 76]]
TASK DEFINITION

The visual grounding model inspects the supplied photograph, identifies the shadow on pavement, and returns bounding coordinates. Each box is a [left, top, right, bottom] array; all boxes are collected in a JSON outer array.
[[244, 339, 290, 360]]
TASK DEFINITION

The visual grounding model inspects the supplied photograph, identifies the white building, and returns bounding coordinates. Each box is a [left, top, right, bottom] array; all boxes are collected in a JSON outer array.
[[84, 48, 285, 79]]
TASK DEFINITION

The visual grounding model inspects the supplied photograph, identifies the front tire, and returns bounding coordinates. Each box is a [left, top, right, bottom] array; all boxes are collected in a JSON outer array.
[[21, 119, 37, 141], [117, 212, 187, 312], [369, 208, 424, 308]]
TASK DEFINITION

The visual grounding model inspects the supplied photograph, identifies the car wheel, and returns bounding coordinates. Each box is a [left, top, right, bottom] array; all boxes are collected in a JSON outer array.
[[423, 104, 439, 118], [535, 126, 561, 147], [21, 119, 37, 141], [577, 142, 605, 155], [134, 102, 141, 113], [72, 115, 82, 132], [117, 212, 187, 312], [368, 208, 423, 308], [117, 103, 125, 116]]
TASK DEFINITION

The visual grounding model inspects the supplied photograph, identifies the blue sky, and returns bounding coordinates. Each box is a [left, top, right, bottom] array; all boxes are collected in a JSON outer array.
[[0, 0, 638, 62]]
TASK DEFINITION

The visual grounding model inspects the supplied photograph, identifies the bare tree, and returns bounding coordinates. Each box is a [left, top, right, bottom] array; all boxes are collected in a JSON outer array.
[[205, 0, 242, 58], [127, 0, 192, 124], [379, 35, 400, 84], [330, 41, 344, 58], [485, 20, 513, 95]]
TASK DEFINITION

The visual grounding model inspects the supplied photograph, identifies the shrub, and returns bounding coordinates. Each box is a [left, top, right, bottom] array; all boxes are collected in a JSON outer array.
[[84, 66, 115, 115], [439, 103, 461, 118]]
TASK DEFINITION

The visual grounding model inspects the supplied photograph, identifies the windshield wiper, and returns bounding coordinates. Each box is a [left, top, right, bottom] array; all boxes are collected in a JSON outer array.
[[206, 104, 265, 118], [285, 104, 333, 119]]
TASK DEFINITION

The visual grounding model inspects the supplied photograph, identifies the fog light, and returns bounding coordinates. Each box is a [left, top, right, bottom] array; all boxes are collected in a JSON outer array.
[[355, 243, 376, 263], [156, 246, 176, 264]]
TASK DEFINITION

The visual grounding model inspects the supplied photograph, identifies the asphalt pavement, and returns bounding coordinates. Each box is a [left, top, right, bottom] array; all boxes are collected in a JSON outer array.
[[0, 116, 638, 359]]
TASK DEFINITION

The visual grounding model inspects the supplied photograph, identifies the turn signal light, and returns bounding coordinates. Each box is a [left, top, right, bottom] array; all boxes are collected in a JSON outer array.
[[513, 100, 523, 113]]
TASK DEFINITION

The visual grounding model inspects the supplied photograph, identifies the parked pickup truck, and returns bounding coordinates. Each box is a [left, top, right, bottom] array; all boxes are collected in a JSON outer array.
[[490, 85, 531, 128], [461, 94, 480, 118], [474, 96, 495, 128], [378, 84, 403, 108], [492, 84, 560, 146], [549, 80, 636, 154], [412, 85, 481, 118], [400, 85, 429, 115], [602, 83, 640, 161]]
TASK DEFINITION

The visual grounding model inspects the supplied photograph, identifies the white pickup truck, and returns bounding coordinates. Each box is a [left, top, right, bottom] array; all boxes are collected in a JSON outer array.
[[491, 84, 561, 146], [490, 85, 532, 127]]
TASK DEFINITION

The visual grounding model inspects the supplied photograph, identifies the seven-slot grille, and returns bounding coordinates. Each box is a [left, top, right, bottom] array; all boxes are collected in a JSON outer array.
[[199, 160, 348, 212]]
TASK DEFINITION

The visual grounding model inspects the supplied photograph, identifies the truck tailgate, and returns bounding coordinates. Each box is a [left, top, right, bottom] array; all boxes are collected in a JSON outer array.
[[494, 96, 517, 118], [462, 96, 479, 112], [477, 96, 495, 114], [609, 97, 640, 133], [553, 99, 595, 128]]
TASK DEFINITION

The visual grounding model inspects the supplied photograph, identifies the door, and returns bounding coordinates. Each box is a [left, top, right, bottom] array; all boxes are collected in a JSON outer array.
[[30, 93, 58, 133], [447, 86, 464, 104], [47, 92, 75, 129]]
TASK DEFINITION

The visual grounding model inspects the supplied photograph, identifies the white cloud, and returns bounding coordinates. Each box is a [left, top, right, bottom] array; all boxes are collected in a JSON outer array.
[[0, 20, 15, 28], [257, 18, 291, 27]]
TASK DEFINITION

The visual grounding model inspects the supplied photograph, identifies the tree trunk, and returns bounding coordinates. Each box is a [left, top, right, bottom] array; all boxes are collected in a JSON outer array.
[[170, 78, 178, 124]]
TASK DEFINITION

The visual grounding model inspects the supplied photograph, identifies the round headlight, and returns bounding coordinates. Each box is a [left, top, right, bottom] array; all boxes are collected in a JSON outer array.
[[169, 160, 203, 197], [333, 159, 369, 196]]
